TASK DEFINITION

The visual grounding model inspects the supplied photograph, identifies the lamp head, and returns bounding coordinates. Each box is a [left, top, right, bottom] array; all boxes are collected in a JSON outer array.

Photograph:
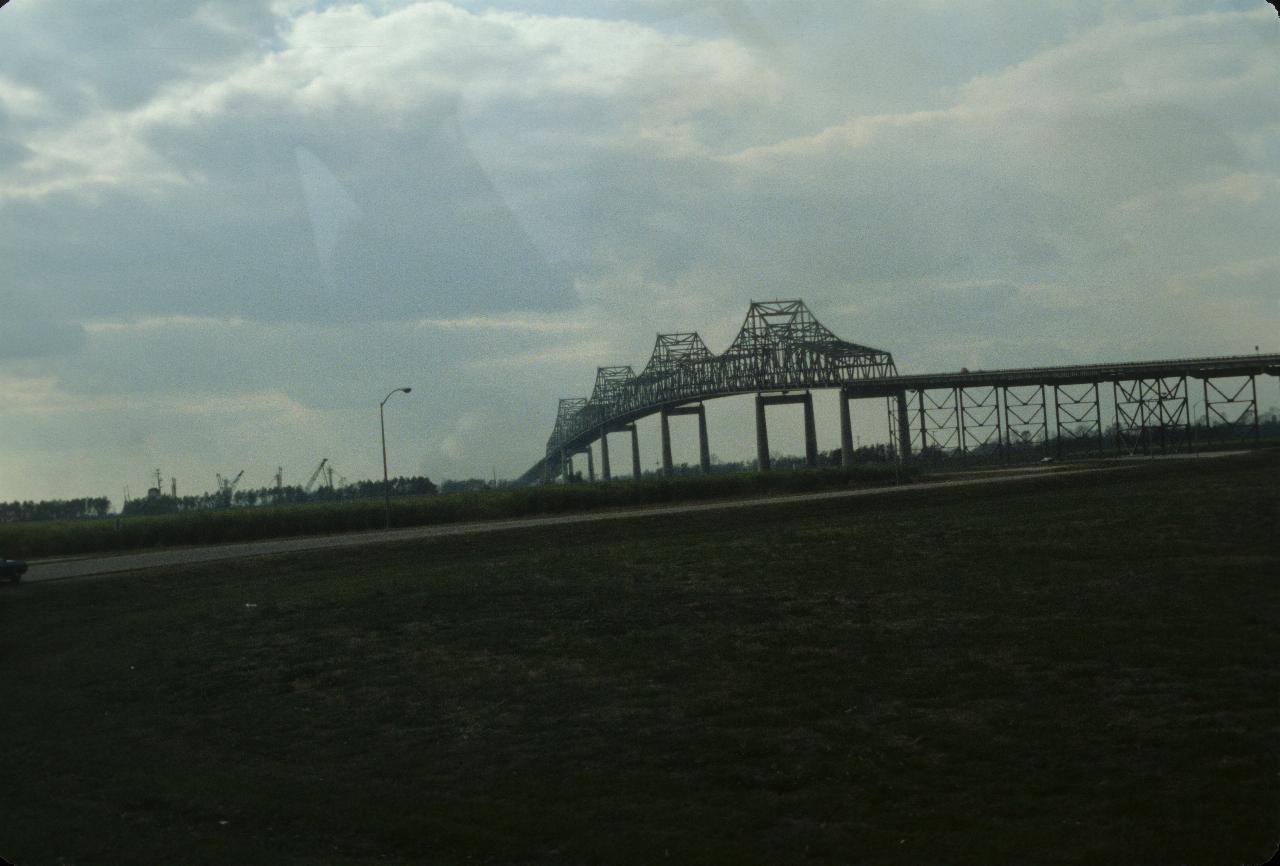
[[402, 387, 412, 394]]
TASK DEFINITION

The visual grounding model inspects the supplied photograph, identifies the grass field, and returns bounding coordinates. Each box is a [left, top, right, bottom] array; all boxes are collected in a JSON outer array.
[[1, 454, 1277, 865]]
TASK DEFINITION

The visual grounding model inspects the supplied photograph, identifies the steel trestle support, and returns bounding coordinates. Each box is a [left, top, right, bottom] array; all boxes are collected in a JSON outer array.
[[1113, 377, 1189, 455], [959, 386, 1001, 457], [1202, 376, 1259, 445], [1053, 382, 1104, 458], [1003, 385, 1048, 457]]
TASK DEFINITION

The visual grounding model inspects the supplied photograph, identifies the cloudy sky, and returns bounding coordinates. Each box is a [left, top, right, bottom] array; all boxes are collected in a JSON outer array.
[[1, 0, 1277, 503]]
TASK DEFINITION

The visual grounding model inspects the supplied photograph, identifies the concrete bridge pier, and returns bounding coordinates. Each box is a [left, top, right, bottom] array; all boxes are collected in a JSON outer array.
[[755, 391, 818, 471], [660, 403, 711, 475], [565, 447, 594, 482], [802, 394, 818, 467], [896, 390, 912, 459], [839, 387, 854, 466], [598, 423, 641, 481], [697, 410, 711, 473], [660, 409, 673, 475], [630, 424, 642, 478], [755, 394, 770, 471]]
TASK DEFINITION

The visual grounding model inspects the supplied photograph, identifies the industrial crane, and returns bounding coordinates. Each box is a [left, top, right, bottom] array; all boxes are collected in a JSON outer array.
[[216, 470, 245, 496], [304, 458, 329, 493]]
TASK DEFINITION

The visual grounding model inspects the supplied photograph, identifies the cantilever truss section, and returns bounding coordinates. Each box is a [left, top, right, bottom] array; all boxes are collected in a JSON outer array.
[[547, 397, 587, 454], [543, 300, 897, 462], [590, 367, 636, 407], [640, 333, 713, 377]]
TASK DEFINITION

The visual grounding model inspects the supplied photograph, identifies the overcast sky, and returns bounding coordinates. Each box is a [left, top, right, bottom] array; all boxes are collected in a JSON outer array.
[[1, 0, 1277, 503]]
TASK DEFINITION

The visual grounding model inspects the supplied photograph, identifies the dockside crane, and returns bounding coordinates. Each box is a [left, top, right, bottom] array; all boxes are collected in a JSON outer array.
[[216, 470, 245, 502], [304, 458, 329, 493]]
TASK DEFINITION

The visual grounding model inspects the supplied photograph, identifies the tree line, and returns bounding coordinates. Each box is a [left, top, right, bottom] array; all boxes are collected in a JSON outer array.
[[120, 475, 442, 516], [1, 474, 518, 522], [0, 498, 113, 523]]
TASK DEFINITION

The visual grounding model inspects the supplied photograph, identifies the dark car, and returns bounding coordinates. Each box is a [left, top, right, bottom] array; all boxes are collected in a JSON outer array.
[[1, 556, 28, 583]]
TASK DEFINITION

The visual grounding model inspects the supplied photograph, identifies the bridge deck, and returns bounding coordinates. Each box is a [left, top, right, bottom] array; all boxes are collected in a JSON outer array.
[[843, 353, 1280, 396]]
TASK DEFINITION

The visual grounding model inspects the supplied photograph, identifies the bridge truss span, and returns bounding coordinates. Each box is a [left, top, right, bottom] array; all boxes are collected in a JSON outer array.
[[535, 300, 897, 480], [522, 299, 1279, 483]]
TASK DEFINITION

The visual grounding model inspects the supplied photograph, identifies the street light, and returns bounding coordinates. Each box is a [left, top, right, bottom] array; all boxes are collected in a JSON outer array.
[[380, 387, 412, 529]]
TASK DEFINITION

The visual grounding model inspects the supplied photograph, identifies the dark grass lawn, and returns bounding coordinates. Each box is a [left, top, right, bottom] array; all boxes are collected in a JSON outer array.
[[1, 454, 1277, 865]]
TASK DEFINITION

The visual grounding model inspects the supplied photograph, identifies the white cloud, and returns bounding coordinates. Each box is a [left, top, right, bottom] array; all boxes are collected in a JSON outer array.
[[82, 315, 252, 334], [414, 314, 589, 334]]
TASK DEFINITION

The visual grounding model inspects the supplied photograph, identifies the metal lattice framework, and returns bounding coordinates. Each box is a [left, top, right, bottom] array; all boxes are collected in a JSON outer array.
[[541, 300, 896, 467], [547, 397, 588, 455]]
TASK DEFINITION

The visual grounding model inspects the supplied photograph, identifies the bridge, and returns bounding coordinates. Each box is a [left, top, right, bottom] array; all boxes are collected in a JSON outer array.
[[521, 300, 1280, 483]]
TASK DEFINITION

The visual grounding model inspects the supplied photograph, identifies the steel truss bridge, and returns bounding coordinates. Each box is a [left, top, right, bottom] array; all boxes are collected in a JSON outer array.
[[521, 300, 1280, 483]]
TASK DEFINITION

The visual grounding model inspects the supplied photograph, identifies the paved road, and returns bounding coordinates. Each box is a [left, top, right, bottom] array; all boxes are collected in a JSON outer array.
[[18, 462, 1148, 585]]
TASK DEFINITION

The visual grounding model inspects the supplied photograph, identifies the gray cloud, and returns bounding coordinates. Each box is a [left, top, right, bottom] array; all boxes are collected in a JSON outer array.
[[1, 1, 1277, 501], [0, 319, 86, 361]]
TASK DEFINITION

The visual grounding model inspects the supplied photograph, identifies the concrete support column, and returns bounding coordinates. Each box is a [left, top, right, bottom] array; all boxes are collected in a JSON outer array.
[[660, 408, 674, 476], [896, 391, 912, 459], [584, 449, 595, 482], [839, 388, 854, 466], [755, 393, 771, 471], [697, 407, 711, 474], [600, 433, 611, 481], [630, 425, 642, 478], [802, 391, 818, 468], [660, 403, 711, 476]]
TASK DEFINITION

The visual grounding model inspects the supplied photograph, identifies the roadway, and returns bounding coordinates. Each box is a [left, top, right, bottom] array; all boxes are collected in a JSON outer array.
[[15, 460, 1172, 585]]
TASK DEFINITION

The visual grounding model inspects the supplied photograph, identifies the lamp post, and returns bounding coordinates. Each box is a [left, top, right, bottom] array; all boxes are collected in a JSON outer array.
[[380, 387, 412, 529]]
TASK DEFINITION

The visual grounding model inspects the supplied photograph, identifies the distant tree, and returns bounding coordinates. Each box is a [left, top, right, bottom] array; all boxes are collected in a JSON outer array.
[[122, 495, 180, 517]]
